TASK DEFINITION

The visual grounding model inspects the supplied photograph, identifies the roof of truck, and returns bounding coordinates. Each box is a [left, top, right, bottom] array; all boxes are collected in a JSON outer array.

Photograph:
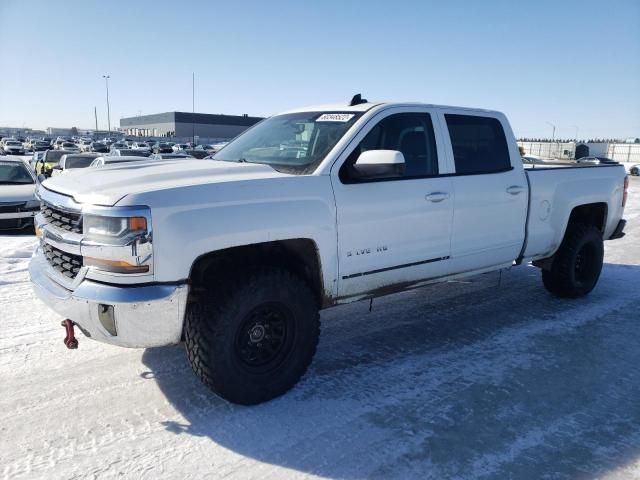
[[280, 101, 501, 115]]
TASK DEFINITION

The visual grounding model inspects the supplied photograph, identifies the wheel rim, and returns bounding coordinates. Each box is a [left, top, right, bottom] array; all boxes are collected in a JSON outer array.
[[574, 243, 598, 287], [234, 302, 295, 373]]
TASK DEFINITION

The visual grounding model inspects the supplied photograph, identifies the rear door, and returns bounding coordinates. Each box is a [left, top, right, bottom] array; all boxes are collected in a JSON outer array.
[[331, 107, 455, 300], [437, 111, 527, 272]]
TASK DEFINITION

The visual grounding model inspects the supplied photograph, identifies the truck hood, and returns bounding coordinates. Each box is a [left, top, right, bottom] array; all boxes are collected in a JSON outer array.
[[40, 159, 290, 206], [0, 183, 36, 203]]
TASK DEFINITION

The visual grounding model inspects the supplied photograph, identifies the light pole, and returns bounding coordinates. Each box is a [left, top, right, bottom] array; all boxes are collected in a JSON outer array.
[[545, 121, 556, 141], [192, 72, 195, 146], [103, 75, 111, 135], [571, 125, 579, 141]]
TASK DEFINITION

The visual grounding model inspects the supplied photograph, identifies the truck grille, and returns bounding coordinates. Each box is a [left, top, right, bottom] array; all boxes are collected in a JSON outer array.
[[0, 202, 25, 214], [43, 243, 83, 279], [41, 202, 82, 234]]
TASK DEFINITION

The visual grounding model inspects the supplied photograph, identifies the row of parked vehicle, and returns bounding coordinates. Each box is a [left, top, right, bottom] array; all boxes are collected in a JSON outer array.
[[0, 135, 228, 157]]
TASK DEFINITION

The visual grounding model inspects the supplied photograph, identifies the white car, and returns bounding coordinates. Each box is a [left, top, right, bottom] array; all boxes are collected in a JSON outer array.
[[209, 142, 228, 153], [30, 98, 628, 405], [50, 154, 100, 176], [0, 157, 40, 230], [2, 140, 25, 155], [79, 140, 94, 152], [131, 142, 151, 152], [172, 143, 190, 152], [89, 155, 154, 167]]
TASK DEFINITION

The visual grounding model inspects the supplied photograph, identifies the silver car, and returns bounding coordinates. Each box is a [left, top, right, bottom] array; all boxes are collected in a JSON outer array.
[[0, 157, 40, 230]]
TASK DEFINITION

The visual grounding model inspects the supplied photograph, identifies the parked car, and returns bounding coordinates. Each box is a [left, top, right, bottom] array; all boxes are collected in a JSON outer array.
[[131, 142, 151, 152], [30, 99, 628, 405], [150, 153, 194, 160], [50, 153, 100, 176], [0, 157, 40, 230], [79, 140, 93, 152], [35, 149, 75, 176], [172, 143, 190, 152], [110, 142, 128, 151], [209, 142, 229, 153], [182, 149, 209, 159], [30, 151, 45, 170], [152, 142, 174, 154], [89, 155, 154, 167], [59, 142, 81, 152], [576, 156, 618, 165], [3, 140, 26, 155], [31, 140, 51, 152], [109, 149, 152, 158], [88, 142, 108, 153]]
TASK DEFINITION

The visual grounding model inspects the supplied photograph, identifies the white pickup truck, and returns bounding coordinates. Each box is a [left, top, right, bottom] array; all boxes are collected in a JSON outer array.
[[30, 97, 628, 404]]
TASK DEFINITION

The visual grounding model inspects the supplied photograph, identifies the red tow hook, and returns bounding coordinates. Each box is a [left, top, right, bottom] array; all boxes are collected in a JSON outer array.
[[61, 319, 78, 349]]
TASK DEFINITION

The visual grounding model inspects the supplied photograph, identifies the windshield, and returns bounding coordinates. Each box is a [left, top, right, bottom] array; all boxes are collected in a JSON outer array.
[[6, 141, 21, 146], [0, 162, 34, 184], [65, 156, 96, 169], [214, 111, 362, 174]]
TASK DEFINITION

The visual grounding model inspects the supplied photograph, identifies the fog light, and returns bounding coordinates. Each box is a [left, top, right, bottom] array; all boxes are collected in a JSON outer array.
[[98, 304, 117, 336]]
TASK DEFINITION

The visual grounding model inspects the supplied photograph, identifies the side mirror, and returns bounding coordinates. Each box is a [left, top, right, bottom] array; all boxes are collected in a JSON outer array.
[[353, 150, 405, 179], [37, 173, 47, 184]]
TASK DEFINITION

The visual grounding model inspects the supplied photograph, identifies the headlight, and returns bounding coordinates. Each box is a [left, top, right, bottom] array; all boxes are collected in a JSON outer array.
[[82, 210, 152, 274], [83, 215, 147, 241]]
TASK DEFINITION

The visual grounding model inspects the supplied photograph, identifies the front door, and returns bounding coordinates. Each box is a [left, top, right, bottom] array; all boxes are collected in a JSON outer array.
[[331, 109, 455, 301]]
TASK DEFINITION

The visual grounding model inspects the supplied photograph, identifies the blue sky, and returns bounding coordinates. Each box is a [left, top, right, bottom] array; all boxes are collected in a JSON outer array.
[[0, 0, 638, 139]]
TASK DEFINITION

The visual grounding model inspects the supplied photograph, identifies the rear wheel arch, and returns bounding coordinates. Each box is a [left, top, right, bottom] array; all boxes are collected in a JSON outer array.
[[533, 202, 607, 272], [566, 202, 608, 234]]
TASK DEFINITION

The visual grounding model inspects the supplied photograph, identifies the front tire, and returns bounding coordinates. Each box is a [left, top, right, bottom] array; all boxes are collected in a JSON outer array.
[[542, 223, 604, 298], [184, 268, 320, 405]]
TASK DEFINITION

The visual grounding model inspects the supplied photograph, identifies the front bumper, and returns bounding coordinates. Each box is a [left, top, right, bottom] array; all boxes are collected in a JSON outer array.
[[29, 248, 189, 348], [0, 210, 36, 229]]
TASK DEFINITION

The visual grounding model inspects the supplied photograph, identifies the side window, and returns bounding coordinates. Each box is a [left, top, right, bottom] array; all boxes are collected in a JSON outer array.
[[340, 113, 438, 182], [444, 114, 511, 175]]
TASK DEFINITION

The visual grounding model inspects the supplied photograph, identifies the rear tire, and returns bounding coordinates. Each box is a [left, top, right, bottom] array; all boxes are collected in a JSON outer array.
[[542, 223, 603, 298], [184, 268, 320, 405]]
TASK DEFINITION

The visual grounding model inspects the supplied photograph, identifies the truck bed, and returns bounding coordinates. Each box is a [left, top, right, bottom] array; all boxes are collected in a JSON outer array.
[[522, 163, 627, 261]]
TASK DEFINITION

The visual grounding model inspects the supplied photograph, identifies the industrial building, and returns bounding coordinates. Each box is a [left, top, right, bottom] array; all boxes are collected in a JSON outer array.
[[119, 112, 263, 140]]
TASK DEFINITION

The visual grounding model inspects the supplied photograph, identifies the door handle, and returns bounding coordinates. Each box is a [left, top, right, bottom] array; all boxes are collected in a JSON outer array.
[[425, 192, 450, 203], [506, 185, 525, 195]]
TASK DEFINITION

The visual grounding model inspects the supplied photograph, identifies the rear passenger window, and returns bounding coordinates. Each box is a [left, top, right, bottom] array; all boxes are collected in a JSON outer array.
[[445, 114, 511, 175]]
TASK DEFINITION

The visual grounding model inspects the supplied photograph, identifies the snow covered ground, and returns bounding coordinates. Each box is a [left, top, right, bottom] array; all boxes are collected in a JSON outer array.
[[1, 178, 639, 480]]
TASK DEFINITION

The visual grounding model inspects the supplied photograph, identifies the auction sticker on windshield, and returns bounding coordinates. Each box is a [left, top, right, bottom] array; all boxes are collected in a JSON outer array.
[[316, 113, 356, 122]]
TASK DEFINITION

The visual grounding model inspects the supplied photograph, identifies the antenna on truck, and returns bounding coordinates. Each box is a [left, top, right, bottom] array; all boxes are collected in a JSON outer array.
[[349, 93, 368, 106]]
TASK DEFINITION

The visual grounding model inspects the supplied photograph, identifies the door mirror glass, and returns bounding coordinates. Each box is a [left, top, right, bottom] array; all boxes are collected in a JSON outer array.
[[37, 173, 46, 183], [353, 150, 405, 179]]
